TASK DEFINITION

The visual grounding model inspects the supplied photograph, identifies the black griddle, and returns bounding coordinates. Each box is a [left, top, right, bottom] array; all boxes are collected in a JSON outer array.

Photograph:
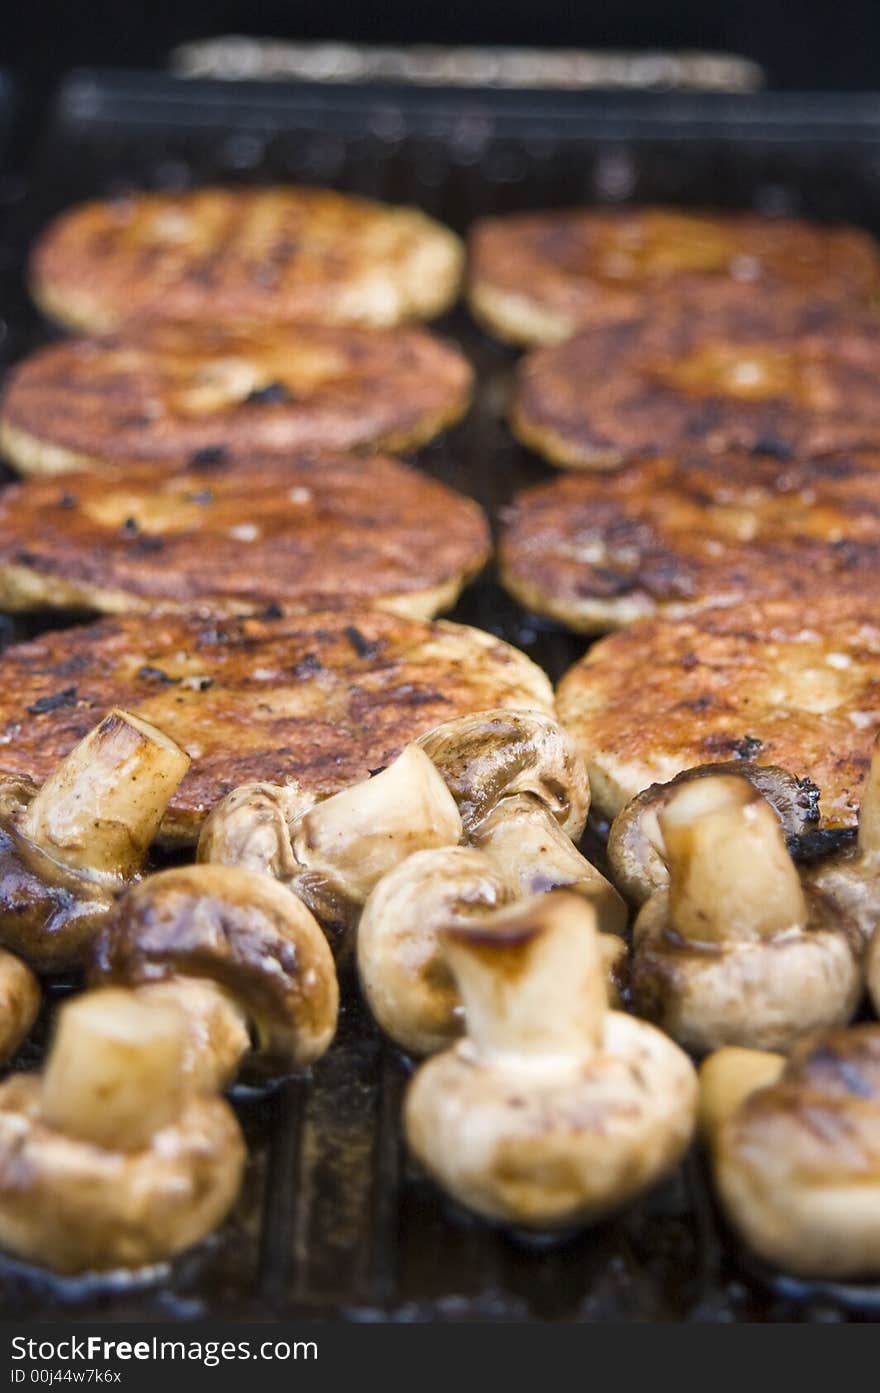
[[2, 71, 880, 1322]]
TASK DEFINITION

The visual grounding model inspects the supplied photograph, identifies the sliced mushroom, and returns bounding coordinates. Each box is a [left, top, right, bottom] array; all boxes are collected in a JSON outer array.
[[810, 735, 880, 953], [632, 774, 863, 1053], [91, 863, 339, 1083], [405, 891, 697, 1229], [0, 987, 245, 1272], [0, 709, 190, 970], [608, 762, 821, 908], [471, 792, 626, 935], [702, 1026, 880, 1277], [416, 708, 590, 839], [198, 745, 462, 952]]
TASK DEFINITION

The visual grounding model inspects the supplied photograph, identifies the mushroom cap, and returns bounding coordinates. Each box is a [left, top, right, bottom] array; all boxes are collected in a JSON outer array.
[[417, 708, 590, 839], [0, 949, 39, 1063], [810, 849, 880, 950], [196, 780, 355, 952], [405, 1009, 697, 1229], [91, 864, 339, 1076], [357, 846, 511, 1055], [632, 887, 863, 1053], [0, 778, 117, 971], [714, 1025, 880, 1277], [198, 747, 463, 958], [197, 780, 316, 878], [0, 1073, 244, 1273], [608, 762, 822, 907]]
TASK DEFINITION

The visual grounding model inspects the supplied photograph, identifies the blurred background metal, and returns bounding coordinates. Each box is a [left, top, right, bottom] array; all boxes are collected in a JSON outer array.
[[169, 39, 765, 92]]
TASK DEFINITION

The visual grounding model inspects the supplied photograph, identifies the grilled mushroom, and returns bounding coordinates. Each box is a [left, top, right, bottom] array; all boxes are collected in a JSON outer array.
[[198, 745, 462, 952], [0, 950, 39, 1063], [0, 987, 245, 1272], [359, 844, 626, 1055], [195, 779, 317, 878], [419, 708, 625, 931], [91, 863, 338, 1084], [356, 709, 625, 1052], [632, 774, 863, 1053], [470, 792, 625, 934], [608, 762, 821, 908], [701, 1026, 880, 1277], [416, 708, 590, 838], [810, 734, 880, 953], [0, 709, 189, 970], [405, 891, 697, 1229], [358, 846, 511, 1055], [698, 1045, 786, 1145]]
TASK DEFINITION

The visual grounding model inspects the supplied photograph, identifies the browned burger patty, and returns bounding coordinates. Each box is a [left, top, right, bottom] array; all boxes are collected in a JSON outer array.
[[0, 608, 554, 846], [500, 451, 880, 633], [0, 322, 473, 476], [468, 206, 880, 346], [0, 452, 490, 619], [30, 187, 464, 333], [511, 301, 880, 470], [556, 597, 880, 828]]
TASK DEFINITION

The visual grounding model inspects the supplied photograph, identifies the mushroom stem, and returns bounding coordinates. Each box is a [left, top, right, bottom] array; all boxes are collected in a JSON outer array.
[[441, 892, 606, 1062], [134, 976, 250, 1093], [859, 737, 880, 857], [40, 988, 190, 1151], [20, 709, 190, 879], [698, 1046, 786, 1143], [292, 744, 462, 903], [659, 775, 808, 945], [472, 793, 627, 936]]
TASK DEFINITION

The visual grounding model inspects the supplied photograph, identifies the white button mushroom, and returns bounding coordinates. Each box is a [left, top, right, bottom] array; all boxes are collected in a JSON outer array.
[[416, 708, 590, 839], [358, 846, 511, 1055], [358, 841, 627, 1056], [405, 892, 697, 1230], [356, 709, 626, 1054], [90, 863, 339, 1086], [632, 774, 863, 1053], [198, 745, 462, 954], [418, 708, 625, 931], [0, 709, 190, 970], [701, 1027, 880, 1278], [0, 987, 245, 1273], [290, 744, 462, 905], [607, 761, 821, 908], [196, 778, 317, 878], [0, 949, 39, 1064]]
